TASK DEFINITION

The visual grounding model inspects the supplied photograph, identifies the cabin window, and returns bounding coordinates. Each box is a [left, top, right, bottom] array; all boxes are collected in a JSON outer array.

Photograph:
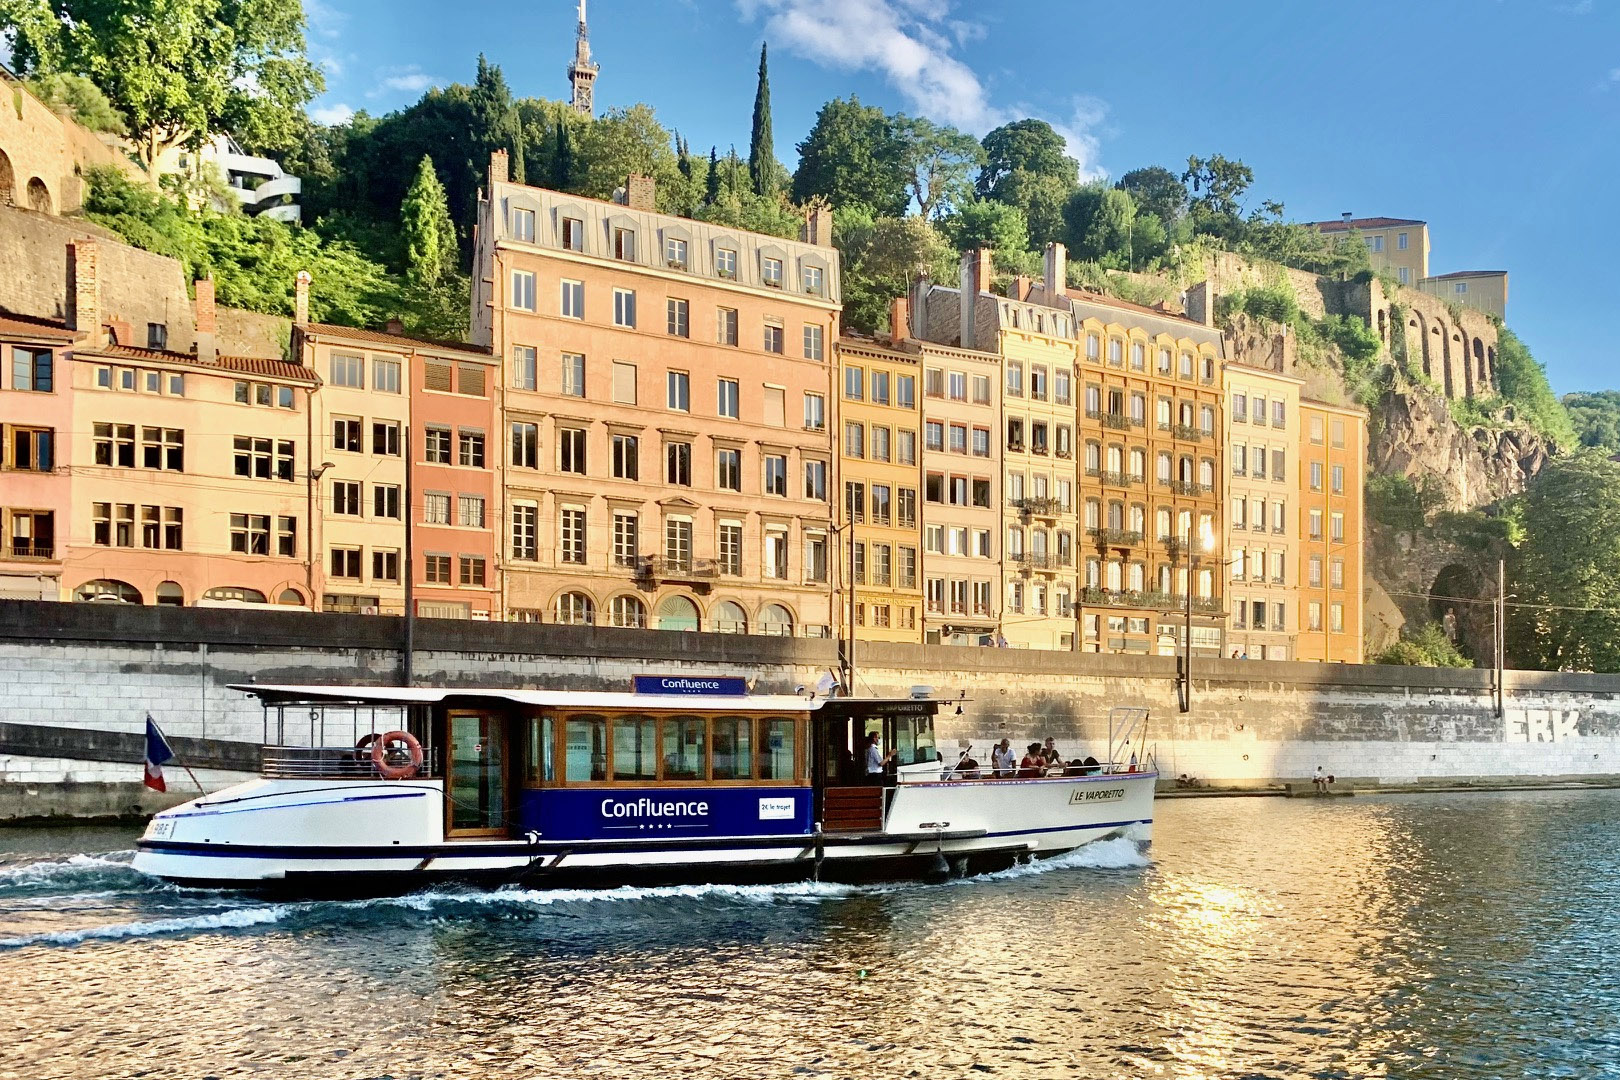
[[711, 717, 754, 779], [564, 715, 607, 782], [758, 719, 795, 780], [662, 717, 707, 780], [526, 715, 556, 783], [892, 713, 937, 766], [612, 714, 659, 781]]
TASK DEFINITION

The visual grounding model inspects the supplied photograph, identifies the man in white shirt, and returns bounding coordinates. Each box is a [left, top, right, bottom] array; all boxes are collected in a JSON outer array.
[[865, 732, 895, 779], [991, 738, 1016, 778]]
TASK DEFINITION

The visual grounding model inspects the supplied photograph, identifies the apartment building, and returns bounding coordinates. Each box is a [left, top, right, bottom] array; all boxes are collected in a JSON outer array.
[[471, 155, 839, 635], [1223, 362, 1304, 660], [836, 324, 923, 643], [911, 244, 1227, 655], [1417, 270, 1508, 321], [1308, 216, 1429, 285], [1297, 399, 1367, 663], [294, 293, 498, 618], [0, 312, 78, 600]]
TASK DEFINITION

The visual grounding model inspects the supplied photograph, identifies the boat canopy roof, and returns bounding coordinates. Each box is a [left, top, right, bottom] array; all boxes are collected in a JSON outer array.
[[230, 683, 827, 713]]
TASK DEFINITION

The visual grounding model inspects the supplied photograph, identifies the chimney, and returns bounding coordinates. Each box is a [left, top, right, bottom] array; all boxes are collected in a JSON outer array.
[[802, 206, 834, 247], [959, 249, 992, 351], [1012, 274, 1032, 302], [626, 173, 656, 211], [294, 270, 311, 327], [889, 295, 910, 345], [385, 317, 405, 335], [910, 275, 929, 341], [194, 276, 217, 362], [69, 239, 103, 346], [1044, 242, 1067, 301], [490, 149, 509, 186]]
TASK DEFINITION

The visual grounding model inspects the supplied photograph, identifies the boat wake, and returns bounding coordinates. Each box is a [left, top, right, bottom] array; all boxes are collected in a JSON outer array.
[[0, 838, 1152, 950]]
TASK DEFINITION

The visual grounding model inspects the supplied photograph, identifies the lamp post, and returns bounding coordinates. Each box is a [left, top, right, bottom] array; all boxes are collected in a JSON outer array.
[[1178, 518, 1215, 713]]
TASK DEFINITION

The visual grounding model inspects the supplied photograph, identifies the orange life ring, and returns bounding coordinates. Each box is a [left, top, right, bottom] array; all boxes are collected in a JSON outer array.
[[370, 730, 423, 780]]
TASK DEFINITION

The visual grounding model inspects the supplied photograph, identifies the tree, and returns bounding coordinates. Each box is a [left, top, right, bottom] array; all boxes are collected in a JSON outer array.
[[1062, 183, 1136, 268], [791, 97, 909, 217], [26, 71, 125, 133], [748, 42, 773, 197], [1564, 390, 1620, 455], [941, 198, 1028, 256], [895, 115, 983, 221], [704, 146, 721, 205], [552, 118, 575, 189], [573, 104, 682, 205], [1, 0, 323, 174], [1373, 623, 1473, 668], [834, 206, 956, 335], [1495, 326, 1575, 448], [1115, 166, 1187, 226], [399, 156, 457, 290], [1182, 153, 1254, 237], [975, 119, 1078, 248], [1511, 452, 1620, 672]]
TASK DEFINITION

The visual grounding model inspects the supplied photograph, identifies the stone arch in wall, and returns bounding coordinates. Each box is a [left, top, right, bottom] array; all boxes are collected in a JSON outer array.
[[26, 177, 51, 214], [1410, 312, 1430, 379], [1433, 324, 1451, 398], [1429, 563, 1486, 662], [1473, 338, 1488, 391], [0, 149, 13, 206], [1456, 330, 1473, 399], [1376, 308, 1387, 342]]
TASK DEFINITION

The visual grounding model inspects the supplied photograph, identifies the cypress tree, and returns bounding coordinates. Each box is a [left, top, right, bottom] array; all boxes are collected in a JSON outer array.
[[552, 118, 574, 190], [676, 131, 692, 181], [510, 118, 527, 185], [400, 155, 457, 290], [748, 42, 773, 197], [704, 147, 720, 205]]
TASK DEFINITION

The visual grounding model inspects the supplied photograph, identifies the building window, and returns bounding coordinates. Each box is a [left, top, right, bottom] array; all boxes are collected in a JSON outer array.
[[422, 493, 450, 525], [667, 370, 690, 411], [667, 298, 689, 338], [611, 433, 639, 480], [10, 347, 52, 392], [330, 547, 363, 579], [331, 480, 361, 516], [763, 454, 788, 497], [140, 427, 185, 471], [372, 421, 401, 457], [458, 430, 486, 468], [717, 307, 739, 346], [1398, 267, 1411, 285], [613, 227, 636, 261], [804, 459, 827, 500], [805, 533, 828, 583], [560, 508, 586, 564], [425, 427, 452, 464], [330, 353, 364, 388], [716, 247, 737, 278], [511, 503, 538, 561], [763, 256, 783, 287], [557, 427, 587, 474], [370, 549, 400, 583], [803, 263, 823, 294], [613, 288, 637, 328], [765, 530, 789, 579], [612, 512, 639, 566], [510, 206, 535, 242], [512, 270, 536, 311], [804, 392, 826, 431], [373, 484, 401, 519], [460, 556, 487, 586], [764, 323, 784, 354], [229, 513, 270, 555], [94, 423, 135, 467], [8, 426, 53, 471], [717, 377, 740, 419], [561, 216, 584, 250], [804, 324, 824, 361], [611, 360, 637, 404], [718, 522, 743, 575], [666, 441, 692, 486], [716, 447, 741, 491], [664, 517, 693, 569], [332, 416, 361, 453], [458, 494, 486, 528], [845, 421, 865, 459], [560, 279, 584, 319], [665, 236, 688, 269], [560, 352, 586, 398], [425, 554, 452, 584]]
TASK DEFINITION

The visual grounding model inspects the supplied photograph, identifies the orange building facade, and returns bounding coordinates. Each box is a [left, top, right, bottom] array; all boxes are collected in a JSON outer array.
[[1297, 399, 1367, 663]]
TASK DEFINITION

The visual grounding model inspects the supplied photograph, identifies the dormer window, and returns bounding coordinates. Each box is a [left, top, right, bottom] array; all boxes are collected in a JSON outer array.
[[561, 217, 584, 251], [802, 264, 823, 295], [664, 237, 687, 269], [613, 227, 636, 261], [763, 257, 783, 288], [716, 248, 737, 279], [147, 323, 168, 350], [510, 207, 535, 243]]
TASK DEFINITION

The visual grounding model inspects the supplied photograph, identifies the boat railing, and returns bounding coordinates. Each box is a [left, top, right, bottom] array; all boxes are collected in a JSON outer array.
[[261, 744, 442, 780], [907, 760, 1147, 783]]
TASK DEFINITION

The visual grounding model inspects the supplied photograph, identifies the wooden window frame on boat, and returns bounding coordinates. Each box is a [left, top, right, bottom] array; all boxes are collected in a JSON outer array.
[[522, 709, 809, 789]]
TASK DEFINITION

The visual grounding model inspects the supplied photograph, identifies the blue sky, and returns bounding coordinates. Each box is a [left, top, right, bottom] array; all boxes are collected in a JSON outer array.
[[306, 0, 1620, 394]]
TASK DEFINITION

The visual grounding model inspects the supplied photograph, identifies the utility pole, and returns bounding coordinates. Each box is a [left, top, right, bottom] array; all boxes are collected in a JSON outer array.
[[402, 424, 415, 687], [1494, 558, 1505, 719]]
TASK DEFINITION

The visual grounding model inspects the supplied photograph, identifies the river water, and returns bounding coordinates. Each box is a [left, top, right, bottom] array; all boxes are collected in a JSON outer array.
[[3, 790, 1618, 1080]]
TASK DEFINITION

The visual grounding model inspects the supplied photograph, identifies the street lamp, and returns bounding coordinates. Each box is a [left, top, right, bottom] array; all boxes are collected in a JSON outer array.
[[1179, 518, 1215, 713]]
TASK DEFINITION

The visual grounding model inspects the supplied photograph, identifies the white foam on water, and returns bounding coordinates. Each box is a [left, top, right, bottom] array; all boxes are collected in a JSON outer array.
[[384, 878, 863, 912], [967, 836, 1152, 884], [0, 852, 141, 891], [0, 904, 292, 949]]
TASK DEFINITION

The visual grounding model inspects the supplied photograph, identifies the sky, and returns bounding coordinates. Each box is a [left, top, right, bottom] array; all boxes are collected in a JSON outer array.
[[305, 0, 1620, 394]]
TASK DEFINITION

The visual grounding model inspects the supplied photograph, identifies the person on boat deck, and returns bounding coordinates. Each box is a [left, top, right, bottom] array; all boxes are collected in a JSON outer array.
[[991, 738, 1016, 778], [1042, 737, 1061, 765], [864, 733, 897, 779], [1018, 742, 1045, 778]]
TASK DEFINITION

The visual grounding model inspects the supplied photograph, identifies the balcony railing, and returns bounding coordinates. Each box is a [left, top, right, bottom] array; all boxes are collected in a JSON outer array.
[[1098, 469, 1135, 487], [1014, 495, 1060, 517], [1161, 479, 1212, 496], [1010, 551, 1063, 572], [4, 541, 55, 560], [1084, 408, 1136, 431], [640, 556, 720, 582], [1172, 423, 1205, 442], [1088, 528, 1143, 547]]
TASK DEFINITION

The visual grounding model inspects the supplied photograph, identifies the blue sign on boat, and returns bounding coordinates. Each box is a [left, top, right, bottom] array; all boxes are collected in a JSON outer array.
[[632, 675, 750, 696]]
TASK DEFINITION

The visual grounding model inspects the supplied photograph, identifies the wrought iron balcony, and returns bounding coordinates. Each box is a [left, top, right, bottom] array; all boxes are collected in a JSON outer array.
[[1011, 551, 1062, 572], [1014, 495, 1060, 517], [4, 541, 55, 560], [640, 556, 720, 583], [1084, 408, 1136, 431], [1098, 469, 1135, 487], [1161, 479, 1212, 496], [1171, 423, 1205, 442], [1088, 528, 1143, 547]]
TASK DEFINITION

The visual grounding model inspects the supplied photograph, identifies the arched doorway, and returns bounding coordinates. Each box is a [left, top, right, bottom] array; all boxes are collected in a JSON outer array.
[[759, 603, 794, 637], [655, 594, 700, 632], [0, 150, 13, 206], [73, 579, 141, 603], [608, 594, 646, 628], [712, 600, 747, 634], [554, 591, 595, 625], [1429, 563, 1482, 660], [155, 581, 185, 606], [25, 177, 51, 214]]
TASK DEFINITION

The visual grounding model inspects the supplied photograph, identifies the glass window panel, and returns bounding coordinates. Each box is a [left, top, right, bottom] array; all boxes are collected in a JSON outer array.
[[613, 714, 658, 780]]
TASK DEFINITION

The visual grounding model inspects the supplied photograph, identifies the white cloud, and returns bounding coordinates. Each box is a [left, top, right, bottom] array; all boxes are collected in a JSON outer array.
[[311, 102, 355, 125], [304, 0, 348, 39], [367, 66, 446, 99], [737, 0, 1107, 178]]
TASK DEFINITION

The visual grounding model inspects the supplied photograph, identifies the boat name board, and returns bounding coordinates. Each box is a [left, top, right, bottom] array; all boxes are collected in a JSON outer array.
[[1069, 786, 1127, 803], [631, 675, 751, 696], [520, 786, 813, 841]]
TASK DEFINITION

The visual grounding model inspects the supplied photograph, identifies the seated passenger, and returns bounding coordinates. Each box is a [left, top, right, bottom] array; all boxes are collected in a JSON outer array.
[[1080, 755, 1101, 776], [953, 755, 981, 780], [991, 738, 1016, 778], [1018, 742, 1045, 778]]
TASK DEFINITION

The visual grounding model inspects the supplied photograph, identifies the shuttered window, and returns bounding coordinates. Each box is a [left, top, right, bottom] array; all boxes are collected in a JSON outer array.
[[457, 363, 486, 397], [424, 361, 452, 392]]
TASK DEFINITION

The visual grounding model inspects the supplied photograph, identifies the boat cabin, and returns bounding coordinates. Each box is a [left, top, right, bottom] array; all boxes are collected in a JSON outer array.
[[242, 682, 945, 842]]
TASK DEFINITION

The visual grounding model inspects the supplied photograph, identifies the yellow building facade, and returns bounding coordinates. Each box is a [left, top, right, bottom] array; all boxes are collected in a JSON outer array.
[[836, 332, 923, 642], [1223, 362, 1304, 660], [1297, 399, 1367, 663]]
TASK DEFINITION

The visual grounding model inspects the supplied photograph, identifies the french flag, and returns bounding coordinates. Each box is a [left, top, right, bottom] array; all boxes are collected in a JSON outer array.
[[143, 716, 175, 792]]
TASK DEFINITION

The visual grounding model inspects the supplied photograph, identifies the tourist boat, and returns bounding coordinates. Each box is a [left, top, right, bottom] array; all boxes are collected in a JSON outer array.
[[132, 678, 1156, 893]]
